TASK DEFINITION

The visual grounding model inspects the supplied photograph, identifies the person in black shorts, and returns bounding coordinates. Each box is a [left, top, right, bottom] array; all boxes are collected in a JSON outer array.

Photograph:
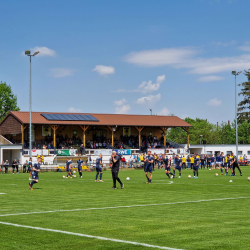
[[110, 151, 124, 189], [231, 153, 242, 176], [77, 157, 83, 178], [29, 157, 41, 190], [200, 155, 205, 169], [144, 151, 154, 183]]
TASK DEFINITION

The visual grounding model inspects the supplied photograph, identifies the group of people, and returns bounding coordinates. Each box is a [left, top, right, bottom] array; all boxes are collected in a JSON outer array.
[[1, 159, 21, 174], [140, 151, 243, 183], [62, 152, 123, 190]]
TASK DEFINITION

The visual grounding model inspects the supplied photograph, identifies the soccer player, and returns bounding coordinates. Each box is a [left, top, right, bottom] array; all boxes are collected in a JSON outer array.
[[190, 155, 194, 169], [200, 155, 205, 170], [193, 154, 200, 178], [227, 154, 234, 175], [182, 155, 186, 169], [207, 155, 211, 169], [211, 154, 215, 169], [162, 154, 174, 179], [66, 158, 73, 178], [231, 152, 242, 176], [110, 151, 124, 189], [95, 153, 104, 182], [173, 155, 182, 178], [29, 157, 41, 190], [28, 157, 32, 180], [215, 153, 221, 170], [224, 154, 229, 176], [144, 151, 154, 183], [220, 152, 225, 175], [77, 157, 83, 178]]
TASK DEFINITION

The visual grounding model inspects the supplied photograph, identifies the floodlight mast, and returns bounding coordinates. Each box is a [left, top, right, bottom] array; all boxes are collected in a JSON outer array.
[[231, 70, 242, 161], [25, 50, 39, 158]]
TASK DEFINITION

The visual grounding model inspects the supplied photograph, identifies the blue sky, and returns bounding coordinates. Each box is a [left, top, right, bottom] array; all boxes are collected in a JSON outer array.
[[1, 0, 250, 124]]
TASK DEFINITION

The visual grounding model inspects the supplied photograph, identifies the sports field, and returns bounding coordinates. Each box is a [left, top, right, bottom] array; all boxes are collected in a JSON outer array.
[[0, 167, 250, 250]]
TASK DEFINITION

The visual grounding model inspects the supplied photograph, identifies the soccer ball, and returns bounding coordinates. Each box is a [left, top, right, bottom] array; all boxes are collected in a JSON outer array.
[[209, 169, 211, 171], [73, 171, 76, 174], [229, 180, 233, 182], [62, 175, 65, 178], [73, 175, 76, 178], [126, 177, 130, 181], [188, 175, 191, 179], [248, 177, 250, 181], [215, 173, 218, 176]]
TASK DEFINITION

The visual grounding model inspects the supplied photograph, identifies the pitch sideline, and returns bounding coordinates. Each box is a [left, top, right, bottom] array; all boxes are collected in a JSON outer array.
[[0, 196, 249, 217], [0, 221, 183, 250]]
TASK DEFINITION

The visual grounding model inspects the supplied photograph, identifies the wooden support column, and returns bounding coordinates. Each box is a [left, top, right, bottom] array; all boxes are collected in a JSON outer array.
[[107, 126, 117, 148], [182, 127, 190, 147], [79, 125, 89, 147], [160, 127, 169, 147], [135, 126, 144, 147], [21, 124, 28, 145], [49, 125, 59, 148]]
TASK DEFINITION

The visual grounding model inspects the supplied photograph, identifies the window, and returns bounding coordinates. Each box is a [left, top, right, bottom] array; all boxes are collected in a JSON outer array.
[[238, 151, 243, 155], [226, 151, 232, 155], [206, 151, 212, 155], [247, 151, 250, 155]]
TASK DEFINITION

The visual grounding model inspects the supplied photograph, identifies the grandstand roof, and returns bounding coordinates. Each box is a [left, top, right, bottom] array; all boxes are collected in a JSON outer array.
[[1, 111, 192, 128]]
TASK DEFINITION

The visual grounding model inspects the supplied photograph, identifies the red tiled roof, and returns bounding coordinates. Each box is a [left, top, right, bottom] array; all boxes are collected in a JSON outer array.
[[3, 111, 192, 127]]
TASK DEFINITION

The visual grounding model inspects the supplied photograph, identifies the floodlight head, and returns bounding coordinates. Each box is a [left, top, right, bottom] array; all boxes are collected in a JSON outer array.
[[25, 50, 31, 55], [237, 71, 242, 75], [33, 51, 39, 56], [232, 71, 236, 75]]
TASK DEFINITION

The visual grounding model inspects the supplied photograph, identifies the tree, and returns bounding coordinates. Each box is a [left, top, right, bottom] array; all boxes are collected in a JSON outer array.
[[0, 82, 20, 121], [238, 69, 250, 123], [219, 122, 235, 144], [167, 117, 219, 144]]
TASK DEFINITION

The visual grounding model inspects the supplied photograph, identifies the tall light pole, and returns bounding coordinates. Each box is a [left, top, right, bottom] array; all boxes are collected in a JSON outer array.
[[232, 70, 242, 161], [149, 109, 152, 115], [25, 50, 39, 158]]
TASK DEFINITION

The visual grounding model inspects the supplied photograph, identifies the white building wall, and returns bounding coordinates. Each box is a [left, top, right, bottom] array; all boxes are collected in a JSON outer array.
[[189, 144, 250, 157]]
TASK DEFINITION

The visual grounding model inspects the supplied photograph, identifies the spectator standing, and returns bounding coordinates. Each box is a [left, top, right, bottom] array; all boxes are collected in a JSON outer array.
[[4, 160, 9, 173], [12, 159, 17, 174]]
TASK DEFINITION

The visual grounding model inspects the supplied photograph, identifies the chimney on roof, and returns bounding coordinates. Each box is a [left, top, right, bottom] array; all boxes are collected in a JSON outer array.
[[228, 120, 230, 125]]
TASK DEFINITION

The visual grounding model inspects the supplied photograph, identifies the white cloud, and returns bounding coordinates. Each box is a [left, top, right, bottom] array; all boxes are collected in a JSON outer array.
[[50, 68, 76, 78], [93, 65, 115, 75], [115, 104, 131, 114], [206, 98, 222, 107], [22, 46, 56, 57], [114, 98, 127, 106], [137, 94, 161, 105], [158, 107, 171, 116], [138, 74, 165, 94], [125, 47, 197, 67], [68, 107, 81, 113], [238, 46, 250, 52], [124, 47, 250, 75], [197, 76, 225, 82]]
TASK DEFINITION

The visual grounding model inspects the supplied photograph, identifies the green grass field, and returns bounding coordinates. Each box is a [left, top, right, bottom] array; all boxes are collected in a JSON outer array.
[[0, 166, 250, 250]]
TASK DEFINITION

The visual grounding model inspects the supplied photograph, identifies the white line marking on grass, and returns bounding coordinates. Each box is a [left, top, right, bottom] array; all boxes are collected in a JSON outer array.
[[0, 197, 249, 218], [167, 181, 173, 184], [0, 221, 183, 250], [0, 193, 6, 195]]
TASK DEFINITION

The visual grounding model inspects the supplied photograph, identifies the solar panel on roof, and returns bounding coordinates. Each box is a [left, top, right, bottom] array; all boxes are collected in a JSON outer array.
[[41, 113, 99, 122]]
